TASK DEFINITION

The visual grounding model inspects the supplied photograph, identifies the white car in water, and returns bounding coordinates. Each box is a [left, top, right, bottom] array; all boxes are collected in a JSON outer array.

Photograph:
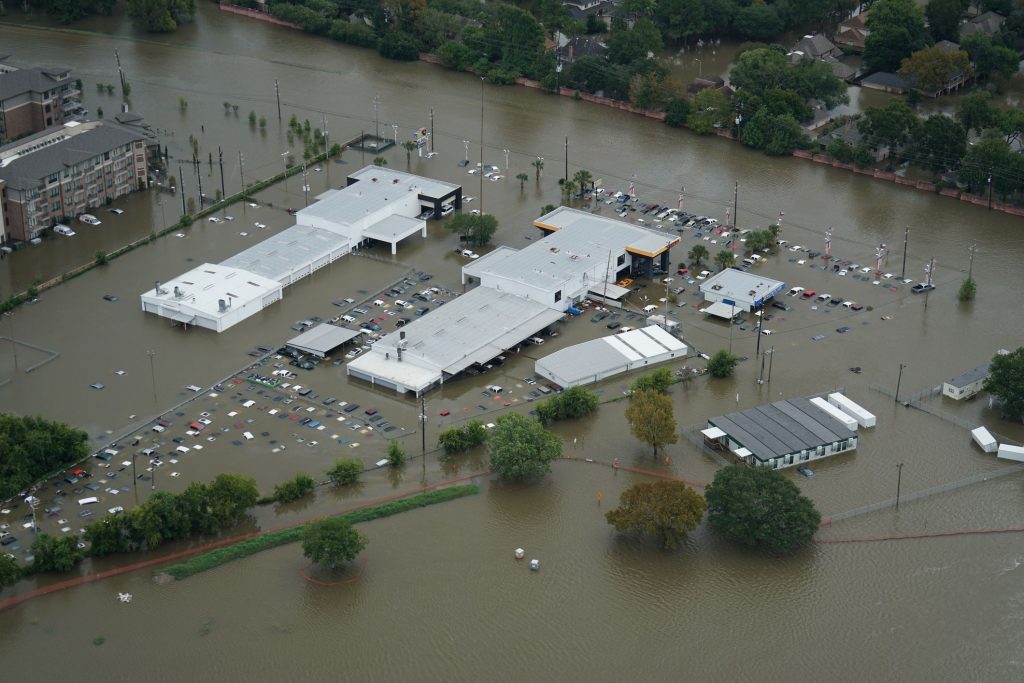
[[53, 224, 76, 236], [78, 213, 101, 226]]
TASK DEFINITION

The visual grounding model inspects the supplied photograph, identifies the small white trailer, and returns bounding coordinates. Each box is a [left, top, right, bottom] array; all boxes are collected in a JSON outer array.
[[810, 397, 858, 430], [970, 427, 997, 454], [996, 443, 1024, 463], [827, 393, 876, 428]]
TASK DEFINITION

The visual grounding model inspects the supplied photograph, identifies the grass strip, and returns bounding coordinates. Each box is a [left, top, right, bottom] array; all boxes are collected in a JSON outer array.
[[162, 485, 479, 580]]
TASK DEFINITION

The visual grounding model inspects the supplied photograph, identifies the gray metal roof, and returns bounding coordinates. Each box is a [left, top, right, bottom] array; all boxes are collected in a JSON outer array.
[[861, 72, 908, 90], [0, 120, 145, 190], [220, 224, 350, 282], [709, 396, 854, 463], [373, 286, 563, 376], [286, 324, 361, 356], [0, 66, 71, 100], [945, 362, 990, 389]]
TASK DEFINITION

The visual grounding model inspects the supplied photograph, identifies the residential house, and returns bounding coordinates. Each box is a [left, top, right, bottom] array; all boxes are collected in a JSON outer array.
[[563, 0, 618, 21], [818, 120, 890, 162], [959, 11, 1005, 38], [788, 34, 843, 62], [942, 362, 990, 400], [834, 12, 869, 53], [859, 71, 908, 94]]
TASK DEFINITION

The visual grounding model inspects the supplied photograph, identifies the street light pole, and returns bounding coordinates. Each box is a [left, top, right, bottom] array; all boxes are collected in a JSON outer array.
[[967, 241, 977, 280], [147, 349, 157, 405], [479, 77, 485, 215], [900, 226, 909, 279], [420, 394, 427, 485], [895, 362, 906, 404], [895, 462, 904, 509], [280, 151, 289, 195]]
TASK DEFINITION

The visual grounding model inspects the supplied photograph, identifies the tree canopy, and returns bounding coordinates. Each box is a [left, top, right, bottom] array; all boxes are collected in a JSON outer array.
[[327, 459, 363, 486], [983, 347, 1024, 421], [488, 413, 562, 481], [704, 465, 821, 553], [302, 517, 368, 569], [446, 213, 498, 246], [864, 0, 931, 72], [631, 368, 675, 395], [625, 389, 678, 456], [707, 349, 739, 378], [0, 553, 20, 591], [605, 480, 707, 550], [898, 47, 972, 95], [30, 533, 83, 573], [535, 386, 599, 425], [905, 114, 966, 173], [0, 414, 89, 500]]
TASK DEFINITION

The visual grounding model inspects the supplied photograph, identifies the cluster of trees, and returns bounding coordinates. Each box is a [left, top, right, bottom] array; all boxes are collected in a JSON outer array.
[[824, 93, 1024, 201], [867, 0, 1022, 83], [327, 458, 364, 485], [438, 419, 488, 455], [445, 213, 498, 246], [708, 349, 740, 378], [535, 386, 599, 425], [81, 473, 259, 560], [606, 465, 821, 553], [32, 0, 197, 32], [0, 414, 89, 500], [984, 346, 1024, 422], [488, 412, 561, 481], [270, 473, 317, 503]]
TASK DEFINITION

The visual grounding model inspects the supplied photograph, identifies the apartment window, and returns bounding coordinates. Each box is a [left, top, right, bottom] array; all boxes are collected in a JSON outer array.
[[554, 290, 562, 303], [51, 201, 60, 211], [104, 152, 110, 161], [617, 254, 625, 266], [48, 174, 58, 183]]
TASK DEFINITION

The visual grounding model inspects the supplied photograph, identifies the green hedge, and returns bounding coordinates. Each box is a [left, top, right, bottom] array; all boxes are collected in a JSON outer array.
[[161, 485, 479, 580]]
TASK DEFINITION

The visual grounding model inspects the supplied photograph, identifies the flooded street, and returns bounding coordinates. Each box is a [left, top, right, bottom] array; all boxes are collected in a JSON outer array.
[[1, 5, 1023, 679]]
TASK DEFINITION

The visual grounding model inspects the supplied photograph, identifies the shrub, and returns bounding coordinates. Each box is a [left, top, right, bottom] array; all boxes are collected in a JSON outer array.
[[327, 459, 363, 486]]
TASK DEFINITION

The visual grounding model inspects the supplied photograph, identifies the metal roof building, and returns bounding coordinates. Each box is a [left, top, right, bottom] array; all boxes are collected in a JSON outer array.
[[699, 268, 785, 311], [534, 326, 687, 388], [346, 286, 563, 394], [704, 396, 858, 469], [285, 324, 362, 358], [942, 362, 990, 400]]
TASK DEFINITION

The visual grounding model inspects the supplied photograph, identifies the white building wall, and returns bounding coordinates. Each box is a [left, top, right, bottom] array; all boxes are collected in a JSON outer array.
[[753, 435, 858, 469], [942, 378, 985, 400]]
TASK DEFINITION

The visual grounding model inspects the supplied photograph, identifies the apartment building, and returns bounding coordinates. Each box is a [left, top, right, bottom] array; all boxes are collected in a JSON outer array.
[[0, 57, 80, 141]]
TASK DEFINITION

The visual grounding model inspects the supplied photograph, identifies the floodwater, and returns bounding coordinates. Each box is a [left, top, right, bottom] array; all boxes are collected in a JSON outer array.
[[1, 6, 1023, 679]]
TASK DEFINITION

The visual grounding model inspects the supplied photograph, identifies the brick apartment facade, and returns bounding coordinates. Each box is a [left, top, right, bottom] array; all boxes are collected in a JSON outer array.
[[0, 118, 152, 243], [0, 58, 80, 142]]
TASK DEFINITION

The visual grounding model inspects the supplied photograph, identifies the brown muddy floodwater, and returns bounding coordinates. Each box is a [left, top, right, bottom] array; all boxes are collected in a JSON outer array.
[[0, 6, 1023, 680]]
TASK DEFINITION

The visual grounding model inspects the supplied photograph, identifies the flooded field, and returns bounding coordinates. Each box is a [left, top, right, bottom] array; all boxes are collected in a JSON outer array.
[[0, 5, 1023, 679]]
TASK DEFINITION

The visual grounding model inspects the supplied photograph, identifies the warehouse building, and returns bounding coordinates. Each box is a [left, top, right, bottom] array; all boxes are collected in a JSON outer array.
[[534, 326, 687, 388], [698, 268, 785, 312]]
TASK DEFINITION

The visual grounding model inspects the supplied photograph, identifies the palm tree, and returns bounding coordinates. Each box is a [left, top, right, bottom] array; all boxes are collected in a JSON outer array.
[[573, 169, 593, 193], [401, 140, 417, 171], [532, 158, 544, 182], [516, 172, 529, 191], [373, 156, 387, 167], [714, 249, 736, 271], [562, 179, 579, 198], [688, 244, 709, 267]]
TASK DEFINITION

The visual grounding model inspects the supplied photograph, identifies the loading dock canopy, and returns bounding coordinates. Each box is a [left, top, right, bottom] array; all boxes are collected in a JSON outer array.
[[588, 282, 632, 300], [700, 301, 741, 320], [701, 426, 726, 439], [286, 324, 362, 358]]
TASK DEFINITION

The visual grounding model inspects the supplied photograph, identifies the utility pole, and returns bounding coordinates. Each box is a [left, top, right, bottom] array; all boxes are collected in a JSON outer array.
[[900, 226, 909, 279], [218, 147, 226, 201], [238, 152, 246, 213], [429, 107, 435, 153], [924, 257, 935, 308], [274, 79, 282, 121], [373, 94, 380, 142], [895, 362, 906, 404], [302, 162, 309, 207], [420, 395, 427, 484], [987, 169, 993, 210], [147, 349, 157, 405], [193, 154, 203, 206], [967, 241, 977, 280], [321, 112, 328, 151], [178, 161, 186, 215], [895, 462, 904, 509], [732, 180, 738, 229], [114, 49, 126, 93], [766, 346, 774, 383], [825, 226, 833, 257], [564, 136, 568, 186], [479, 77, 485, 215]]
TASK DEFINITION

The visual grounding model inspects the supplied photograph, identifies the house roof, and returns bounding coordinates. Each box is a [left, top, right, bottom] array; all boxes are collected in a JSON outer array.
[[934, 40, 962, 52], [860, 71, 908, 90], [945, 363, 990, 389], [790, 34, 838, 60], [0, 65, 72, 101], [960, 11, 1005, 36]]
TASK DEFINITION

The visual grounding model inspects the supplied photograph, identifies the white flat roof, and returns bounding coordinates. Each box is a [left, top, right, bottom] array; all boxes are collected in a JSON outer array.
[[347, 166, 460, 199], [220, 224, 350, 282], [702, 426, 726, 439], [700, 268, 785, 305], [347, 349, 440, 393], [140, 263, 281, 320], [362, 213, 424, 243], [535, 206, 679, 257], [701, 301, 741, 319]]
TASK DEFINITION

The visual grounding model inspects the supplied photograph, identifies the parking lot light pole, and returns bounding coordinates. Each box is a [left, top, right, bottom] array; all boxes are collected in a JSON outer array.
[[895, 363, 906, 404], [895, 462, 904, 509]]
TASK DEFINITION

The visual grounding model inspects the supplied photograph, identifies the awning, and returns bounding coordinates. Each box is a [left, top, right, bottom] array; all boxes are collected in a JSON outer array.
[[700, 301, 741, 320], [287, 324, 362, 358], [733, 447, 752, 458], [166, 310, 196, 324], [589, 282, 632, 300], [702, 426, 726, 439]]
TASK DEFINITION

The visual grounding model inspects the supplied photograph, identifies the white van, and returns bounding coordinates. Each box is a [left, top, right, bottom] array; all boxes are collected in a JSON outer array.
[[642, 304, 658, 313], [529, 336, 545, 345], [78, 497, 99, 506], [341, 315, 356, 324]]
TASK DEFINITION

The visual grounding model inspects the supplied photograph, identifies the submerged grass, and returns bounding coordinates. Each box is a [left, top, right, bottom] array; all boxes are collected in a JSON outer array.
[[162, 485, 479, 580]]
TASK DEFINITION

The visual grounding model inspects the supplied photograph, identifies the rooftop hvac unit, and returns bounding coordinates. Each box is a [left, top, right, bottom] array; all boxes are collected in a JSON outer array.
[[173, 286, 182, 298]]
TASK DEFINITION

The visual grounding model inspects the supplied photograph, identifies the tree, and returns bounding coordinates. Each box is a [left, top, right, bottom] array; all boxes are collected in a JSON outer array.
[[998, 108, 1024, 146], [631, 368, 674, 395], [206, 473, 259, 526], [29, 533, 82, 573], [446, 213, 498, 246], [373, 156, 387, 167], [925, 0, 967, 43], [387, 440, 406, 467], [488, 413, 562, 481], [0, 414, 89, 499], [532, 157, 544, 181], [625, 389, 678, 456], [733, 4, 784, 42], [729, 48, 790, 96], [707, 349, 739, 378], [273, 473, 316, 503], [607, 19, 663, 66], [573, 169, 594, 193], [327, 459, 362, 486], [516, 172, 529, 191], [248, 110, 257, 126], [955, 91, 998, 135], [654, 0, 706, 43], [535, 386, 600, 425], [858, 101, 917, 166], [958, 276, 976, 301], [687, 87, 730, 135], [484, 4, 546, 74], [0, 553, 20, 591], [898, 47, 972, 95], [302, 518, 367, 569], [606, 480, 706, 550], [401, 140, 417, 171], [688, 244, 709, 266], [864, 23, 930, 73], [960, 32, 1021, 82], [983, 347, 1024, 421], [664, 97, 691, 128], [958, 134, 1022, 196], [705, 465, 821, 553], [127, 0, 195, 33], [906, 114, 966, 173], [378, 31, 421, 61], [714, 249, 736, 270]]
